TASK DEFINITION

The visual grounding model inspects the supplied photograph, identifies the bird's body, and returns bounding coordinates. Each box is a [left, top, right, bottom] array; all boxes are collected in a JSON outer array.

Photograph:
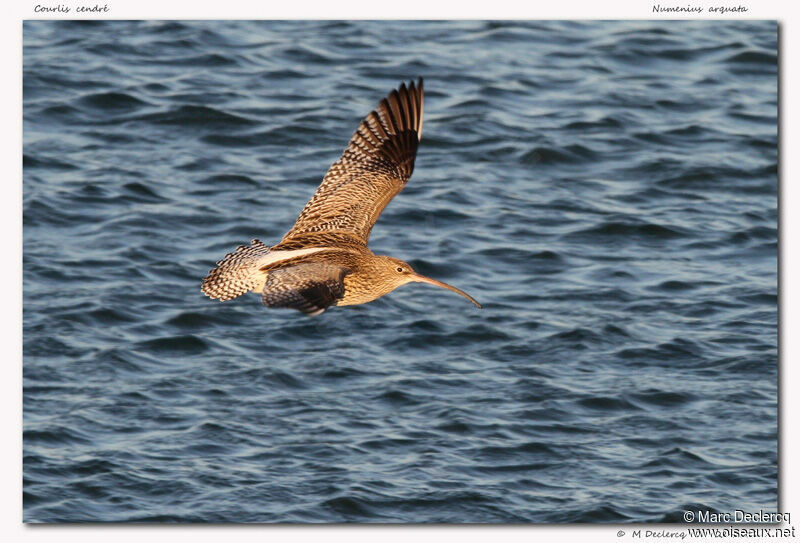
[[202, 79, 481, 315]]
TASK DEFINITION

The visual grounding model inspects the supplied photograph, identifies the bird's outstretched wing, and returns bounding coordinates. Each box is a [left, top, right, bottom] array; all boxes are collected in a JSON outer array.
[[281, 78, 424, 246], [261, 262, 350, 316]]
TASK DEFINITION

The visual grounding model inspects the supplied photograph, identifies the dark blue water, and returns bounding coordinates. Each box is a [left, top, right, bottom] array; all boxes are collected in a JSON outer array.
[[23, 20, 777, 523]]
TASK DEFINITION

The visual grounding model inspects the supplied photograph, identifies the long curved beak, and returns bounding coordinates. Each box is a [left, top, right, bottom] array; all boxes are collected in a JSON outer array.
[[410, 273, 482, 308]]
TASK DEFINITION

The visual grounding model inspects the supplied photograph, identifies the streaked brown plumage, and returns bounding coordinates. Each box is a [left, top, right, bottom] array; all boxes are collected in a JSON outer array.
[[201, 78, 481, 316]]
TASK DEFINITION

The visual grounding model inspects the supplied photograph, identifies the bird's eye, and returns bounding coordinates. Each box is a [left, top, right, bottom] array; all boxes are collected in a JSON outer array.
[[396, 267, 404, 273]]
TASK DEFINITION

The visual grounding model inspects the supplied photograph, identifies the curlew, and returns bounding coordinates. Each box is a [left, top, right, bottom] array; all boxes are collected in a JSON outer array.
[[201, 78, 481, 316]]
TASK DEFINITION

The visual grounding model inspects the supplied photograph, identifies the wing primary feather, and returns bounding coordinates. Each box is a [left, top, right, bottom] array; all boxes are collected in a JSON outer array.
[[417, 78, 424, 139], [387, 90, 404, 132], [407, 81, 418, 134], [398, 83, 412, 133], [379, 98, 397, 135]]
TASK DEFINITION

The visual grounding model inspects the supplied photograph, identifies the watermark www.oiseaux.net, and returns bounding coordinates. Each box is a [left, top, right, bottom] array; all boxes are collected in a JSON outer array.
[[614, 510, 795, 540]]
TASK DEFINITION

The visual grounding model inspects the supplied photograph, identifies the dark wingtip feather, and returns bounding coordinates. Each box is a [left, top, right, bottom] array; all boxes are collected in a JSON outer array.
[[344, 79, 426, 180], [376, 79, 424, 138]]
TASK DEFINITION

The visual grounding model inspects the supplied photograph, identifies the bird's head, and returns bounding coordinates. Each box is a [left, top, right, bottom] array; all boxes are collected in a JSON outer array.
[[377, 256, 482, 308]]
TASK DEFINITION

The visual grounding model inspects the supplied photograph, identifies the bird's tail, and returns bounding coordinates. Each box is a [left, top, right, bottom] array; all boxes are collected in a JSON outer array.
[[201, 239, 271, 301]]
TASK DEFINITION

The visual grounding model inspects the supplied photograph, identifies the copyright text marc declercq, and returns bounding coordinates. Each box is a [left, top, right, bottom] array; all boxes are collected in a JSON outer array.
[[34, 4, 110, 14]]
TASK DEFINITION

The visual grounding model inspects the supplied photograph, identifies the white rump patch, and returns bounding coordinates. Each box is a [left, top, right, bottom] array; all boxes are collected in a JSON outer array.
[[257, 247, 328, 267]]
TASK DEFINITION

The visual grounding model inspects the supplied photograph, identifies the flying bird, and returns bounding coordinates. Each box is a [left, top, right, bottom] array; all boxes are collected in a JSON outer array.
[[201, 78, 481, 316]]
